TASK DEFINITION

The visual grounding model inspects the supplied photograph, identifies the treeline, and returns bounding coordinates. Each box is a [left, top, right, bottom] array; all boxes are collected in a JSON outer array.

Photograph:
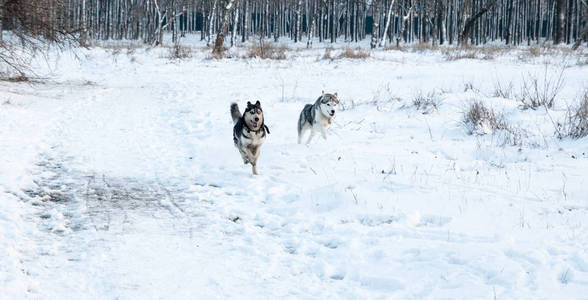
[[1, 0, 587, 48]]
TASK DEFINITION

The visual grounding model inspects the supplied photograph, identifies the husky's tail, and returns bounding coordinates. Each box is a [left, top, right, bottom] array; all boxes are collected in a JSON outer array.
[[230, 103, 241, 125]]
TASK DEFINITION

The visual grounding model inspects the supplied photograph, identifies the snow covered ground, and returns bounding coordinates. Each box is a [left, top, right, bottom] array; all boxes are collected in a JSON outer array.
[[1, 37, 588, 299]]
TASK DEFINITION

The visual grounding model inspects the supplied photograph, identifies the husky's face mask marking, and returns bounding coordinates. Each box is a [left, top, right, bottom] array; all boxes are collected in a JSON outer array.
[[245, 101, 264, 130], [319, 93, 339, 118]]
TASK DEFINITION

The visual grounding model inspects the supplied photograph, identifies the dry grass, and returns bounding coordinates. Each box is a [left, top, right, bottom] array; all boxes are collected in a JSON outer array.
[[0, 74, 30, 82], [442, 45, 507, 61], [411, 90, 441, 114], [526, 44, 576, 57], [409, 42, 439, 52], [383, 44, 407, 52], [321, 46, 370, 60], [167, 44, 192, 60], [463, 101, 524, 145], [90, 41, 144, 55], [493, 80, 514, 99], [245, 39, 288, 60], [517, 66, 565, 109], [560, 89, 588, 139], [338, 47, 370, 59], [321, 46, 335, 60]]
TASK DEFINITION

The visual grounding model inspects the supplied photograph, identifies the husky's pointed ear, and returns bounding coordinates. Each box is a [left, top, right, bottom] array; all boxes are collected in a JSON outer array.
[[247, 101, 252, 106], [255, 100, 261, 106]]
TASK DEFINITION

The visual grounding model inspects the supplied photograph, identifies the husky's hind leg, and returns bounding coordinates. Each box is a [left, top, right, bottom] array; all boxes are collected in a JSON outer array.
[[298, 125, 310, 144]]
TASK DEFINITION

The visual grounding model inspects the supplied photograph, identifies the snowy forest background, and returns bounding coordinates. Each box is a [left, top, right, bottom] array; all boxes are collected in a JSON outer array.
[[1, 0, 587, 55]]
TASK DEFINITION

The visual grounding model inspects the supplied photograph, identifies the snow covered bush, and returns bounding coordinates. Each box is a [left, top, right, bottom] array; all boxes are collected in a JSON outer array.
[[463, 101, 525, 145], [411, 90, 441, 114], [560, 90, 588, 139], [463, 101, 503, 135]]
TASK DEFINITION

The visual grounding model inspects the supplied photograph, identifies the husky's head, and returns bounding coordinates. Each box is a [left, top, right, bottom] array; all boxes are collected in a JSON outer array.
[[244, 100, 264, 130], [318, 91, 339, 118]]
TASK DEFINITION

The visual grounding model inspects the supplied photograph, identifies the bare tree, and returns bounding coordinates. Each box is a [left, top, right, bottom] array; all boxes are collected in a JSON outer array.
[[213, 0, 240, 56], [1, 0, 80, 76], [459, 0, 498, 44], [554, 0, 566, 44]]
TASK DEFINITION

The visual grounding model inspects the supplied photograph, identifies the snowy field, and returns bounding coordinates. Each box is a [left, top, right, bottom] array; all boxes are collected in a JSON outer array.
[[1, 37, 588, 299]]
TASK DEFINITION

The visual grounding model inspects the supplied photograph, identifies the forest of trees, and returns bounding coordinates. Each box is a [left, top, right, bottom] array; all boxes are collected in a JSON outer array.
[[0, 0, 587, 51]]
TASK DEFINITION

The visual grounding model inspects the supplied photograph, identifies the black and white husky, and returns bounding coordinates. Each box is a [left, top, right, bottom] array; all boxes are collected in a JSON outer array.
[[297, 91, 339, 144], [231, 101, 270, 175]]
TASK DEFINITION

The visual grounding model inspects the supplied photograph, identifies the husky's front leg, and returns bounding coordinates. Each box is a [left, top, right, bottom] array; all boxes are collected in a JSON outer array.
[[251, 161, 258, 175], [306, 130, 316, 145], [248, 146, 260, 175], [320, 125, 328, 140], [314, 123, 327, 140], [239, 148, 250, 164]]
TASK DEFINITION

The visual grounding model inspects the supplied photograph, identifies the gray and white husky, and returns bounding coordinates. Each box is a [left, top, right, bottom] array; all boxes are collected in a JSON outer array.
[[231, 101, 270, 175], [297, 91, 339, 144]]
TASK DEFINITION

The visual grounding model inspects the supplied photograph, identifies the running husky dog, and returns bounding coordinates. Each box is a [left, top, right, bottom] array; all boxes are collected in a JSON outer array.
[[231, 101, 270, 175], [297, 91, 339, 144]]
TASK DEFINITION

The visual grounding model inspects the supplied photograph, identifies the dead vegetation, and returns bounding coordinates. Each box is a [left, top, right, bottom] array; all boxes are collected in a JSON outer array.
[[493, 79, 514, 99], [441, 45, 504, 61], [517, 66, 565, 109], [167, 44, 192, 60], [559, 89, 588, 139], [321, 46, 335, 60], [525, 44, 577, 57], [463, 101, 524, 145], [245, 39, 288, 60], [338, 47, 370, 59], [322, 46, 370, 60], [410, 90, 442, 114], [409, 42, 440, 52], [0, 74, 31, 82]]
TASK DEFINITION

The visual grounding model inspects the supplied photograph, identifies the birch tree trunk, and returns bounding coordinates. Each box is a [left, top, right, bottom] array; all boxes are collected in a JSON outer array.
[[379, 0, 396, 47], [242, 0, 249, 42], [207, 0, 218, 46], [370, 1, 380, 49], [213, 0, 240, 56], [295, 0, 303, 42], [231, 5, 239, 46]]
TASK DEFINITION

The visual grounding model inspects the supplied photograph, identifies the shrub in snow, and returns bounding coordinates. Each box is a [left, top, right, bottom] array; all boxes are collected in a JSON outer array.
[[493, 80, 514, 99], [338, 47, 370, 59], [167, 44, 192, 60], [411, 91, 441, 114], [463, 101, 525, 145], [245, 39, 287, 60], [560, 90, 588, 139], [517, 66, 565, 109]]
